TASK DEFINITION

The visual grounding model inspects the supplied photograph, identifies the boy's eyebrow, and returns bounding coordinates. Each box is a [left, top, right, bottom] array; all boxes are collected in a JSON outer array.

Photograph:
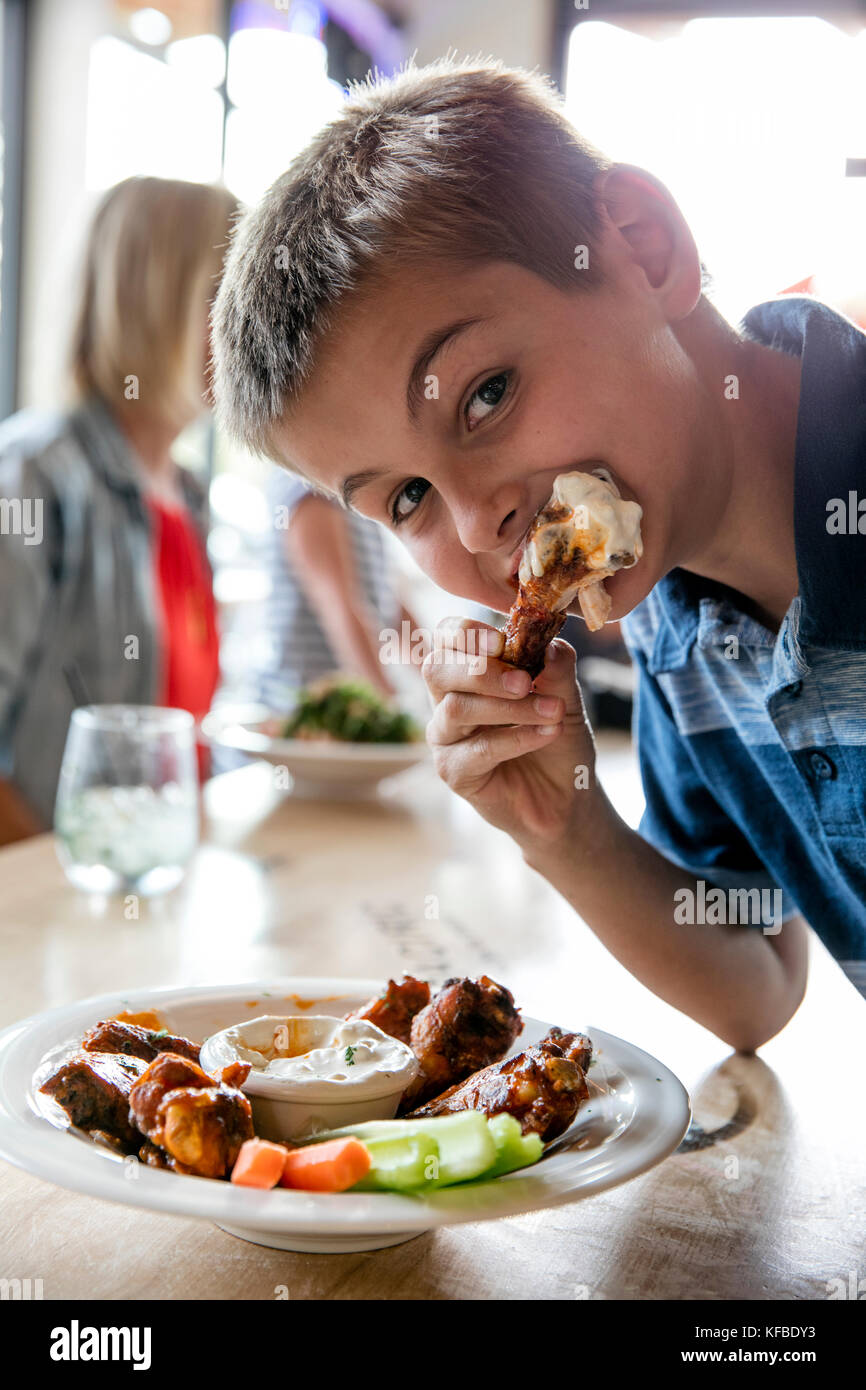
[[340, 316, 489, 508], [406, 316, 488, 422], [341, 470, 383, 509]]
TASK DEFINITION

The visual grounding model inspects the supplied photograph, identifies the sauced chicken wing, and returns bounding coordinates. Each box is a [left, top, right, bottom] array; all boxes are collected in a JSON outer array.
[[503, 470, 643, 676], [152, 1086, 254, 1178], [83, 1019, 201, 1065], [407, 1040, 590, 1141], [138, 1139, 175, 1170], [128, 1051, 253, 1178], [502, 600, 568, 681], [538, 1027, 593, 1073], [345, 975, 431, 1045], [399, 975, 523, 1111], [127, 1053, 217, 1137], [39, 1051, 148, 1150]]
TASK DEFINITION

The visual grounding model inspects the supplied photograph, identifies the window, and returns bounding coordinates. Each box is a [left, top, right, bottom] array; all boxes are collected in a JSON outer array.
[[563, 14, 866, 325]]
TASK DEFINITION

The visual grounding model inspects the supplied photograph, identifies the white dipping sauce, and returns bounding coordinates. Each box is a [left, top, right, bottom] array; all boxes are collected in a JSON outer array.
[[201, 1015, 418, 1098]]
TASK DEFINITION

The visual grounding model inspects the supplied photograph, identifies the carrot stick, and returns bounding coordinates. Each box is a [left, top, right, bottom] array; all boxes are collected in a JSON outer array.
[[279, 1137, 371, 1193], [230, 1138, 290, 1189]]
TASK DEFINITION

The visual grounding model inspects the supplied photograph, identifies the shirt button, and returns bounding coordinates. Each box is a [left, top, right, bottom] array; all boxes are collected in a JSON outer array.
[[809, 752, 836, 780], [788, 681, 802, 697]]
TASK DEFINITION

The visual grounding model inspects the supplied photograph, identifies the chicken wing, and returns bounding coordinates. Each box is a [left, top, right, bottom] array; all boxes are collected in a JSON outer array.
[[128, 1051, 253, 1178], [503, 469, 643, 677], [407, 1039, 590, 1141], [83, 1019, 201, 1065], [152, 1086, 254, 1179], [39, 1051, 148, 1150], [399, 975, 523, 1110], [345, 975, 431, 1045], [539, 1026, 593, 1073], [127, 1053, 217, 1137]]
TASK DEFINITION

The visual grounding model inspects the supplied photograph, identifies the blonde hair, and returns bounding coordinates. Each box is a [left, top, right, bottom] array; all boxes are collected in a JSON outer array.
[[69, 176, 239, 428], [211, 56, 612, 458]]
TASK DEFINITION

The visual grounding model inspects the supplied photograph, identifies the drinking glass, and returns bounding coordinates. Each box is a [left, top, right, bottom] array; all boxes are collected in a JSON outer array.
[[54, 706, 199, 894]]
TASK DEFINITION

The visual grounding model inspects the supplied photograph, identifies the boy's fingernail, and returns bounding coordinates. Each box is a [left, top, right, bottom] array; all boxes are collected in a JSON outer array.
[[539, 723, 562, 737], [534, 696, 560, 717], [480, 629, 503, 654], [502, 669, 529, 695]]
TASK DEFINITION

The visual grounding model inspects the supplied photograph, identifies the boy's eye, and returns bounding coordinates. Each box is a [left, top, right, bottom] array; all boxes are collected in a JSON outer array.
[[466, 372, 509, 430], [391, 476, 430, 525]]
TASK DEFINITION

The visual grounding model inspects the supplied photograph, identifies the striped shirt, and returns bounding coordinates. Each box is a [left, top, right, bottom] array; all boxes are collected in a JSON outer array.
[[252, 469, 399, 708], [622, 297, 866, 997]]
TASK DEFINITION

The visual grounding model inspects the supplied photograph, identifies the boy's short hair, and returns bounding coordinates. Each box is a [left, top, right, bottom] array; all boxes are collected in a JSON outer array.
[[211, 56, 611, 458]]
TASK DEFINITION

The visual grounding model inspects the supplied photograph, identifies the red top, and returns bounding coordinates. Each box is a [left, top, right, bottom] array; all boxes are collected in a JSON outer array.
[[147, 498, 219, 758]]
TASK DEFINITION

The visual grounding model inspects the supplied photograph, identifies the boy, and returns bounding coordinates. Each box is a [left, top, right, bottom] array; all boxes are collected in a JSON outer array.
[[211, 58, 866, 1048]]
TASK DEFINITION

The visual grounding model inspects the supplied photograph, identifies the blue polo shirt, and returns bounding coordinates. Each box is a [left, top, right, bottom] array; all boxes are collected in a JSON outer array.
[[622, 297, 866, 998]]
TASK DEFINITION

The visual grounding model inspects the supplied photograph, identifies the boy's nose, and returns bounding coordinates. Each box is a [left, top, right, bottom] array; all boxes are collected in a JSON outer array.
[[454, 506, 519, 555], [450, 475, 526, 555]]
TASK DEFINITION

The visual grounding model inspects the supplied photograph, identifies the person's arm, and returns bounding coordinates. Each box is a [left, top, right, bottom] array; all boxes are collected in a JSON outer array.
[[525, 790, 809, 1051], [0, 776, 45, 846], [285, 495, 395, 697], [423, 618, 808, 1052]]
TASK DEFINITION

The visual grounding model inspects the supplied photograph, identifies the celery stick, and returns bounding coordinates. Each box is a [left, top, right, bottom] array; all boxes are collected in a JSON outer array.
[[308, 1112, 496, 1188], [485, 1113, 544, 1177], [352, 1133, 440, 1192], [412, 1112, 496, 1188], [305, 1118, 432, 1144]]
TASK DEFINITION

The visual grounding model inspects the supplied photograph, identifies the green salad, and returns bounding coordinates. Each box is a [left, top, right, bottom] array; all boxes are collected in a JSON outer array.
[[281, 676, 422, 745]]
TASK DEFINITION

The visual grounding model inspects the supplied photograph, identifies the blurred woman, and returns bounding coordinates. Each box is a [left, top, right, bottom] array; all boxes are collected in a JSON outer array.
[[0, 177, 238, 845]]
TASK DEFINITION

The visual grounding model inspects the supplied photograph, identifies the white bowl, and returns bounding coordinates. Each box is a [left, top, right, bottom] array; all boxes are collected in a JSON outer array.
[[0, 978, 691, 1253], [201, 705, 429, 796], [199, 1013, 419, 1141]]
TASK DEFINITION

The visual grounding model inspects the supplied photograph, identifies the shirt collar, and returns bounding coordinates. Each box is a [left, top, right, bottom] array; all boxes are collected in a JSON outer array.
[[648, 296, 866, 674], [67, 395, 144, 496], [745, 297, 866, 649], [65, 396, 208, 524]]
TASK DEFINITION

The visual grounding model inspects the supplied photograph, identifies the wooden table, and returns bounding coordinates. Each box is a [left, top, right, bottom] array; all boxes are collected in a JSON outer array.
[[1, 743, 864, 1301]]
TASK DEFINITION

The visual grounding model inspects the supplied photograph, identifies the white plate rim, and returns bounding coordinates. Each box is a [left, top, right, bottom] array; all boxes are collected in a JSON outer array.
[[0, 978, 691, 1237]]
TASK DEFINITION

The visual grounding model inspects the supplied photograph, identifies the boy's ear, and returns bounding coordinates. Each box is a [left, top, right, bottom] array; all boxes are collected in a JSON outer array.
[[595, 165, 702, 320]]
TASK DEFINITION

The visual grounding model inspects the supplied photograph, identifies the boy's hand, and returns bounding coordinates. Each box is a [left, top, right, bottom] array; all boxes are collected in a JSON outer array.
[[423, 618, 598, 855]]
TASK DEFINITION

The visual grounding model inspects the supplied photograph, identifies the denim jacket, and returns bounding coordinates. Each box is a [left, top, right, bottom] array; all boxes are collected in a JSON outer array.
[[0, 397, 209, 824]]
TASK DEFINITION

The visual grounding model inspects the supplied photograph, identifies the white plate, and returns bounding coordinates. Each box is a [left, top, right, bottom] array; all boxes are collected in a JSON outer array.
[[0, 978, 690, 1253], [201, 705, 428, 793]]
